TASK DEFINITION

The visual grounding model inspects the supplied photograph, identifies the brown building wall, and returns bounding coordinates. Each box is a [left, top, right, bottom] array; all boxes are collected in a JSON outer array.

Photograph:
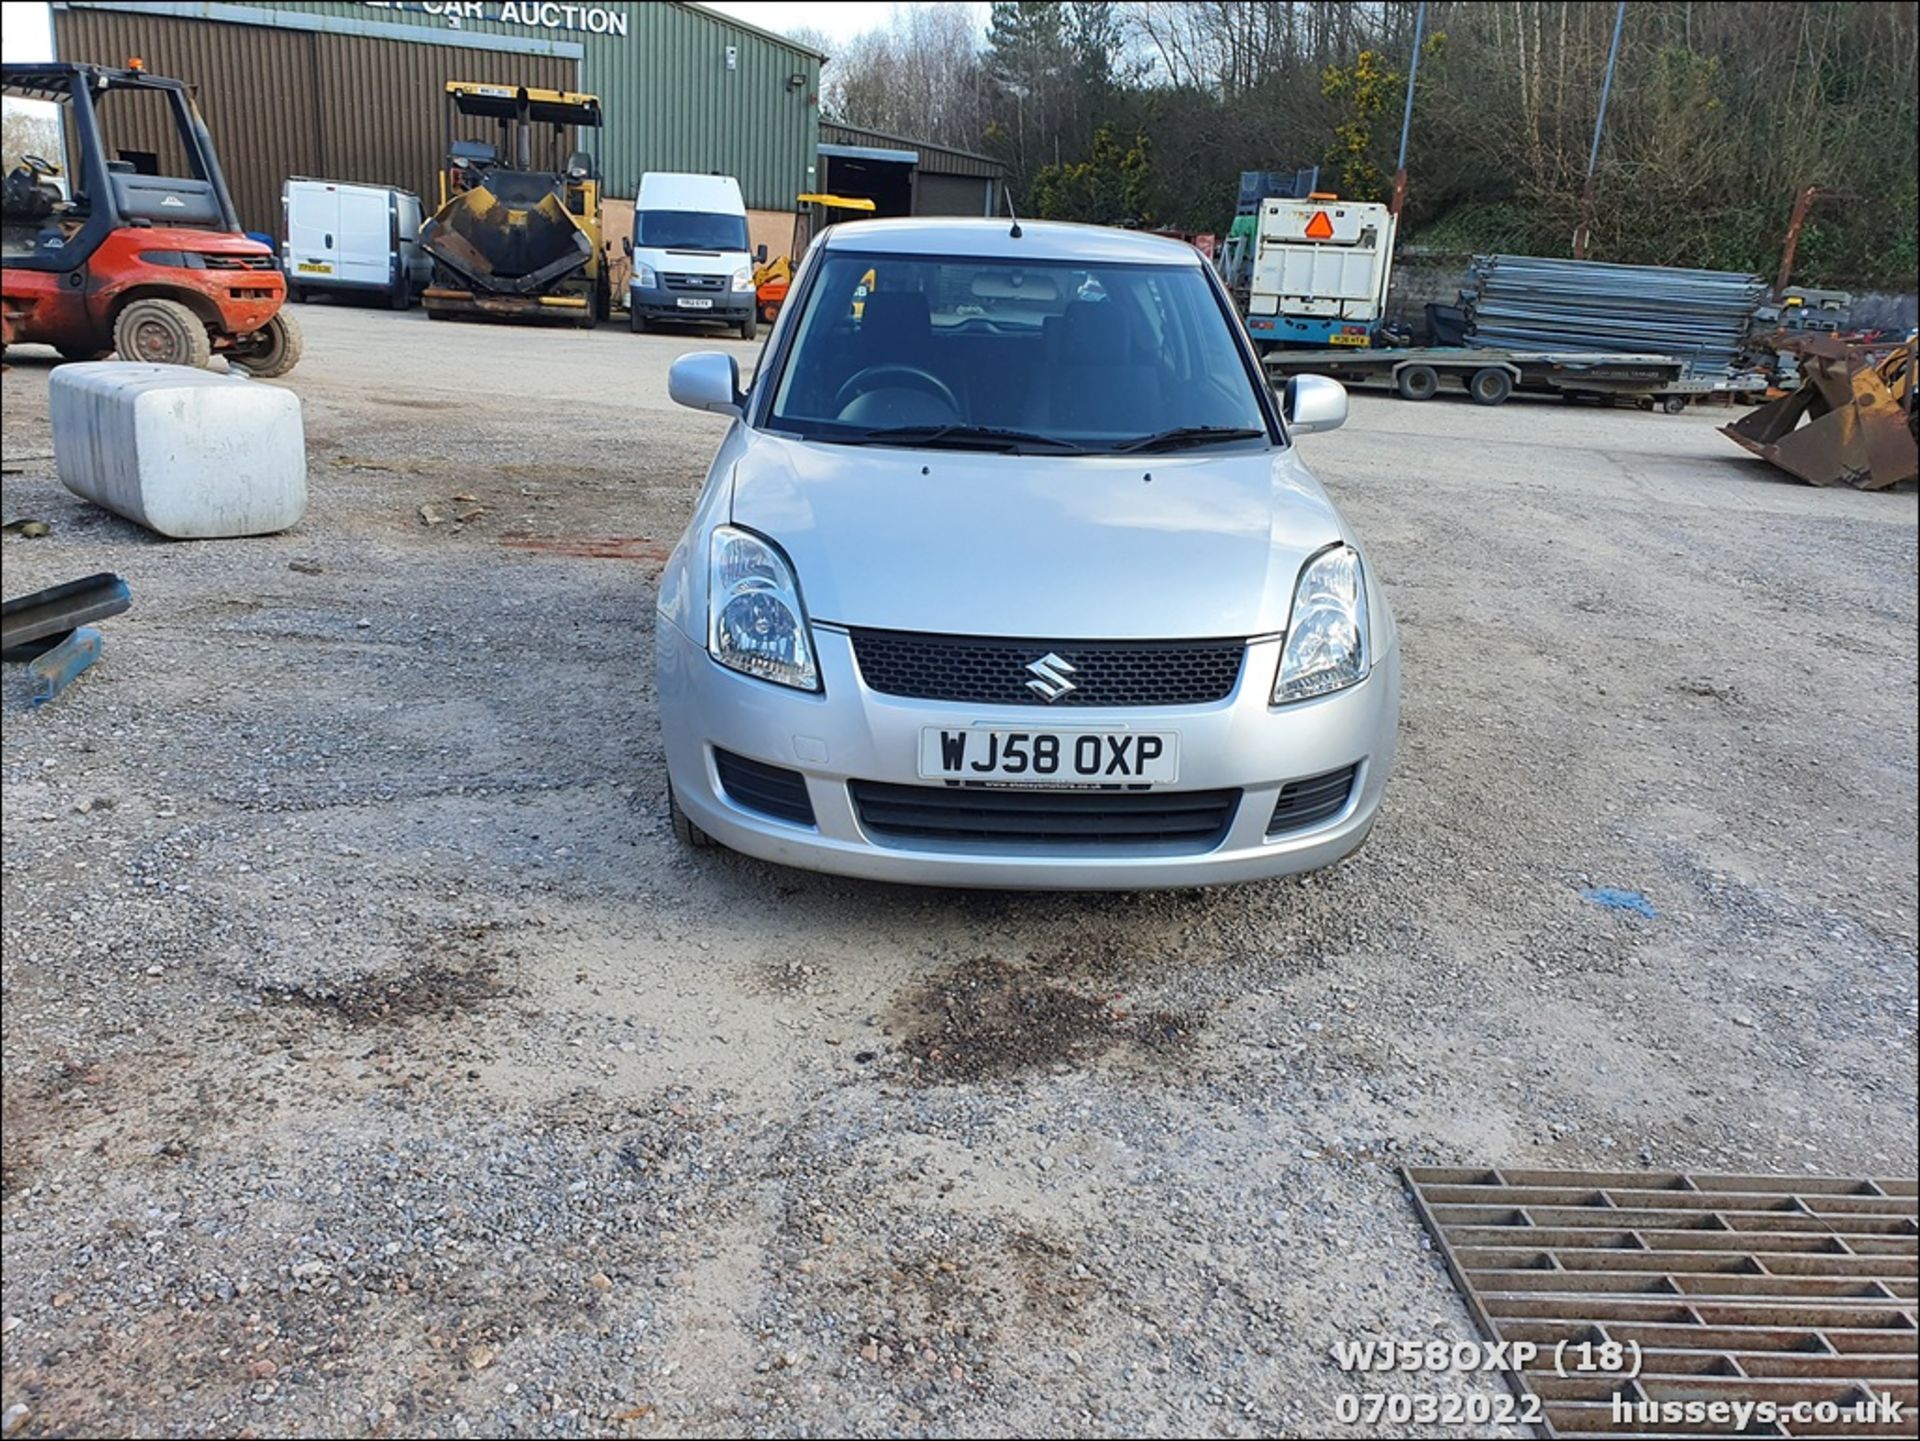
[[53, 7, 574, 237]]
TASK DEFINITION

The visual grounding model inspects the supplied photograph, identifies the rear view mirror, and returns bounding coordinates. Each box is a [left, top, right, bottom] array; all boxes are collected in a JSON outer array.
[[755, 243, 768, 264], [1282, 374, 1348, 435], [968, 269, 1060, 301], [621, 235, 632, 257], [668, 352, 744, 419]]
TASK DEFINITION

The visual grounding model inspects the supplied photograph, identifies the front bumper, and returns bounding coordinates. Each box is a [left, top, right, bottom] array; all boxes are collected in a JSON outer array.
[[423, 287, 588, 320], [629, 280, 753, 322], [657, 621, 1400, 890]]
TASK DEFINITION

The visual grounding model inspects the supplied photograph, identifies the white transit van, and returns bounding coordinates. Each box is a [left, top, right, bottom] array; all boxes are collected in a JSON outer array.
[[625, 172, 758, 340], [282, 178, 428, 310]]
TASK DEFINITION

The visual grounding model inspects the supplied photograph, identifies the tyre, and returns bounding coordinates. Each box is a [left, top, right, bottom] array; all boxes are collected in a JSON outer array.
[[427, 306, 452, 321], [288, 284, 307, 304], [56, 345, 113, 362], [1659, 395, 1687, 414], [1394, 364, 1439, 402], [389, 276, 411, 311], [1468, 366, 1513, 406], [629, 309, 647, 334], [229, 309, 303, 379], [113, 297, 212, 369], [737, 308, 758, 342], [668, 782, 713, 850]]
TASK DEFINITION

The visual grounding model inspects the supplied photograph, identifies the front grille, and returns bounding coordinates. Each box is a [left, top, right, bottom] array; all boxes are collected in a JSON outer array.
[[849, 629, 1244, 708], [714, 749, 816, 827], [203, 253, 276, 270], [1267, 764, 1359, 836], [664, 272, 724, 291], [849, 780, 1238, 851]]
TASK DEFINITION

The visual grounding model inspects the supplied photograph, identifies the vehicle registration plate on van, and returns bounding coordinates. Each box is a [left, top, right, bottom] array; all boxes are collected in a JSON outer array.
[[296, 262, 332, 274], [676, 297, 713, 310], [919, 728, 1179, 786]]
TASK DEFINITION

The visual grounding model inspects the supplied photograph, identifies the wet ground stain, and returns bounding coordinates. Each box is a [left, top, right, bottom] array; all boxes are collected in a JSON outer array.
[[890, 955, 1195, 1084]]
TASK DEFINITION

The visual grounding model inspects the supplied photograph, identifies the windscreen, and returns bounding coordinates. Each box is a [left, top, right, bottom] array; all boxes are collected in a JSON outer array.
[[765, 251, 1274, 451], [638, 209, 748, 251]]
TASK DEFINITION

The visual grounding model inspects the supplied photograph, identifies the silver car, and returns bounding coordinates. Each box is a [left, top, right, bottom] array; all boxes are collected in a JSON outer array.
[[657, 218, 1398, 889]]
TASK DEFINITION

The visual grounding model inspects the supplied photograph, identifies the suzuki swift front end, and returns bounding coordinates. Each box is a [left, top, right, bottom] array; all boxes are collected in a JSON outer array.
[[656, 218, 1398, 889]]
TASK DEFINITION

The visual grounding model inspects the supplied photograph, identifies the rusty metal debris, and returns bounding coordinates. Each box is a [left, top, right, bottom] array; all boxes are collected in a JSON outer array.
[[1722, 336, 1917, 491], [1406, 1166, 1918, 1439]]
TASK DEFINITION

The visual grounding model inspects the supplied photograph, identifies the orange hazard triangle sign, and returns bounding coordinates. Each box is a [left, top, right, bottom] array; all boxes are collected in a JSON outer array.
[[1304, 210, 1335, 240]]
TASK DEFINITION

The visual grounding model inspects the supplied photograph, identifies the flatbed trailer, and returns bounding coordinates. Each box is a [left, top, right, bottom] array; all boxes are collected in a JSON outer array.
[[1262, 345, 1703, 411]]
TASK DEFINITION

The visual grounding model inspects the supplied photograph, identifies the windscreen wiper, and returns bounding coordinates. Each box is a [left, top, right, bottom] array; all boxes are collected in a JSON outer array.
[[821, 424, 1090, 453], [1108, 426, 1268, 454]]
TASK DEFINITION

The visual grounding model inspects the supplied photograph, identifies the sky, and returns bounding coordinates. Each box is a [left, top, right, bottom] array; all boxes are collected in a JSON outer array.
[[708, 2, 984, 48], [0, 2, 983, 61], [1, 1, 53, 61]]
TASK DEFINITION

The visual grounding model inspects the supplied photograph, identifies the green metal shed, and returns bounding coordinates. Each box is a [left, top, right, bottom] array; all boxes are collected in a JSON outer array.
[[52, 0, 825, 214]]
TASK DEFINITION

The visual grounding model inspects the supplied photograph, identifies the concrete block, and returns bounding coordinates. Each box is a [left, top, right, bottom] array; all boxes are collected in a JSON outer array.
[[50, 363, 307, 539]]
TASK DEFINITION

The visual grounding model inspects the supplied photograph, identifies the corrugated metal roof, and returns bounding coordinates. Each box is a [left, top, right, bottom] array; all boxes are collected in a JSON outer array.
[[680, 1, 825, 61], [820, 121, 1004, 180]]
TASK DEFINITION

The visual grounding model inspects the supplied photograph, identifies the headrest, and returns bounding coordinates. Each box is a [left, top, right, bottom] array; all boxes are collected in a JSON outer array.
[[860, 290, 930, 349]]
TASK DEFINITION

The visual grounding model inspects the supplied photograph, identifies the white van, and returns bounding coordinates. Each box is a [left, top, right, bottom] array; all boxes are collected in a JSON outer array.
[[282, 178, 429, 310], [625, 172, 758, 340]]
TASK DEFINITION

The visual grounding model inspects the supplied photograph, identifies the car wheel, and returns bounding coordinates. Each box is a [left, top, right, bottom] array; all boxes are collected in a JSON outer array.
[[738, 309, 757, 342], [630, 310, 647, 334], [113, 297, 213, 369], [1394, 364, 1439, 401], [1468, 366, 1513, 406], [668, 782, 713, 850], [228, 310, 303, 378]]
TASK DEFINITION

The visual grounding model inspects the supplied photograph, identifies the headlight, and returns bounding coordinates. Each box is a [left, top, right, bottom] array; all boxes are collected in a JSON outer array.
[[731, 264, 754, 292], [1273, 544, 1369, 703], [708, 525, 819, 691], [632, 262, 658, 289]]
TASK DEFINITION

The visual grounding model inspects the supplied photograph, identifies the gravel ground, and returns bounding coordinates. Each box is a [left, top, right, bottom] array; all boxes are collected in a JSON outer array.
[[2, 303, 1915, 1439]]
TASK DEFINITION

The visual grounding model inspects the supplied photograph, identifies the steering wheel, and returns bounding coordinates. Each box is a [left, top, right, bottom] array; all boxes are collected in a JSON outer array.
[[833, 364, 959, 417], [20, 154, 60, 177]]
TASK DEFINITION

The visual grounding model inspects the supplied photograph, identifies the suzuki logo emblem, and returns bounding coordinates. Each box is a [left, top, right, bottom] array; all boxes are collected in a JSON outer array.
[[1025, 652, 1079, 702]]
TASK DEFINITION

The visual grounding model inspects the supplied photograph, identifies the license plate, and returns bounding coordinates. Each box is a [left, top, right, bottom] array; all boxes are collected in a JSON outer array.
[[676, 297, 713, 310], [1328, 331, 1370, 347], [296, 262, 332, 274], [919, 728, 1179, 786]]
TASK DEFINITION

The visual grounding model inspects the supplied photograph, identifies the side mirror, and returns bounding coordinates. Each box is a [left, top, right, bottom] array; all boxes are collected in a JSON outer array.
[[669, 352, 744, 418], [621, 235, 633, 258], [754, 243, 768, 264], [1282, 374, 1348, 435]]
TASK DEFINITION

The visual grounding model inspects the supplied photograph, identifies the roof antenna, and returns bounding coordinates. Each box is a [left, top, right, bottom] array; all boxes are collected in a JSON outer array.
[[1004, 186, 1022, 239]]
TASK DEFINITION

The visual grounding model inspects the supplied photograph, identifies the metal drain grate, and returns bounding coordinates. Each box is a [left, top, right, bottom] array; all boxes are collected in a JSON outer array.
[[1406, 1167, 1919, 1439]]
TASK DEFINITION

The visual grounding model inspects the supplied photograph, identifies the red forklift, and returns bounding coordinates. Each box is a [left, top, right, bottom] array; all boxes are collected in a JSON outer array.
[[1, 61, 300, 375]]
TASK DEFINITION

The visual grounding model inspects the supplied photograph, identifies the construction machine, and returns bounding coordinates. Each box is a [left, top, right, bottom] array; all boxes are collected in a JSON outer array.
[[419, 82, 606, 326], [1722, 334, 1916, 491], [2, 61, 299, 374], [752, 192, 876, 324]]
